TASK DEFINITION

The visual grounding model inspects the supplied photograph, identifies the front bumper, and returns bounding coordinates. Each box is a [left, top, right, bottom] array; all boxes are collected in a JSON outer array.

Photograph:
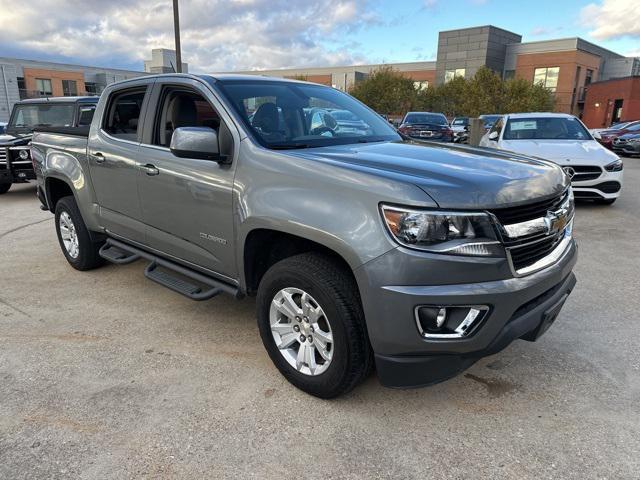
[[571, 170, 622, 200], [355, 237, 577, 388], [613, 142, 640, 155]]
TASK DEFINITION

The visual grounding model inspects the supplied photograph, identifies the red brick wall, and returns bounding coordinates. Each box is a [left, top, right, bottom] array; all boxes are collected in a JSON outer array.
[[402, 70, 436, 85], [581, 77, 640, 128], [515, 50, 601, 114], [23, 68, 86, 97], [284, 74, 332, 86]]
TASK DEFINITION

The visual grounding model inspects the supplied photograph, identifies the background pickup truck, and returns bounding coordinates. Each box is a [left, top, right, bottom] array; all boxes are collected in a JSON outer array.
[[31, 73, 577, 398], [0, 96, 97, 195]]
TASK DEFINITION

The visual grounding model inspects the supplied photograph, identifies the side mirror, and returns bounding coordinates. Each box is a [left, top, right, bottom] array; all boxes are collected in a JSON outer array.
[[170, 127, 226, 162], [488, 131, 499, 141]]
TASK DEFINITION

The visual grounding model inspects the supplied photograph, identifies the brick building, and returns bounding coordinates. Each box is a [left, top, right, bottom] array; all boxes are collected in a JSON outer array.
[[0, 57, 145, 122], [581, 76, 640, 128], [236, 25, 639, 118]]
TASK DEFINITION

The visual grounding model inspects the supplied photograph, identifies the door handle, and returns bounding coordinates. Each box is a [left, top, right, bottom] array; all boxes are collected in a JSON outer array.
[[141, 163, 160, 176], [92, 152, 105, 164]]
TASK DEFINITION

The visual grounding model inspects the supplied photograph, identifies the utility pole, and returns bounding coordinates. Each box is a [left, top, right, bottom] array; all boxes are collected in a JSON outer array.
[[173, 0, 182, 73]]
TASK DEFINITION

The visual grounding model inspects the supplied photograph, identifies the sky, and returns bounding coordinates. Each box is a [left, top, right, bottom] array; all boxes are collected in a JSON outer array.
[[0, 0, 638, 73]]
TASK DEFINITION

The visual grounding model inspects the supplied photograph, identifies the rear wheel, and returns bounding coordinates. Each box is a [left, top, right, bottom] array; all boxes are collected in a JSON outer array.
[[0, 183, 11, 195], [256, 253, 372, 398], [54, 196, 104, 271]]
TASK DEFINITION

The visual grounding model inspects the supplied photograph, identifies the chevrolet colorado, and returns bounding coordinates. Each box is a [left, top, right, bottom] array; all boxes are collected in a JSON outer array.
[[0, 97, 97, 195], [31, 74, 577, 398]]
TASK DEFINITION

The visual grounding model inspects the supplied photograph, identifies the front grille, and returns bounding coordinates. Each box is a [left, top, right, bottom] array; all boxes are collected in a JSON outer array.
[[489, 190, 568, 225], [509, 232, 564, 271], [570, 165, 602, 181], [0, 148, 6, 171]]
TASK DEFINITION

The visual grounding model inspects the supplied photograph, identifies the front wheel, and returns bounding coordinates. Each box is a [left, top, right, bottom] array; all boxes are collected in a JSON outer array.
[[0, 183, 11, 195], [54, 196, 104, 271], [256, 253, 372, 398]]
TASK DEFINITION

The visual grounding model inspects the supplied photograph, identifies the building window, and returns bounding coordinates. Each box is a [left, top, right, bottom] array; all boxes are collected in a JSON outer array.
[[414, 81, 429, 91], [533, 67, 559, 92], [444, 69, 465, 83], [62, 80, 78, 96], [84, 82, 102, 95], [504, 70, 515, 80], [35, 78, 53, 96], [585, 69, 594, 86]]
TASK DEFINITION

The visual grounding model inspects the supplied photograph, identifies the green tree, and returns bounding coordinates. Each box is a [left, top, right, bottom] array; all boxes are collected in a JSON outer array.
[[462, 67, 504, 116], [502, 78, 556, 113], [418, 76, 467, 117], [349, 66, 418, 115]]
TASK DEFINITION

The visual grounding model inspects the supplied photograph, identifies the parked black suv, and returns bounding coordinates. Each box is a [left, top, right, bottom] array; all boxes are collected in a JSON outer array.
[[0, 96, 97, 195]]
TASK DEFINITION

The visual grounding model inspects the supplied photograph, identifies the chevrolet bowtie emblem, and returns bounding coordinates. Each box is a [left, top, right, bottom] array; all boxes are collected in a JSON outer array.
[[545, 208, 569, 235]]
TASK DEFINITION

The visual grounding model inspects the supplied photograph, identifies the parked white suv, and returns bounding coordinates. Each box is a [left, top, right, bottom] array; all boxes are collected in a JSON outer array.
[[480, 113, 623, 204]]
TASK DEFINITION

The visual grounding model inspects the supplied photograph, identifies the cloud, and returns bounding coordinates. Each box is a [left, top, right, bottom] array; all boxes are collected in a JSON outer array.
[[529, 26, 563, 36], [580, 0, 640, 40], [0, 0, 378, 72]]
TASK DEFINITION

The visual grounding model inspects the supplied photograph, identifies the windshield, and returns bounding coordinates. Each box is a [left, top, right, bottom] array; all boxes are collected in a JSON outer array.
[[503, 117, 591, 140], [404, 113, 447, 125], [216, 80, 400, 149], [9, 103, 75, 130], [480, 115, 502, 125]]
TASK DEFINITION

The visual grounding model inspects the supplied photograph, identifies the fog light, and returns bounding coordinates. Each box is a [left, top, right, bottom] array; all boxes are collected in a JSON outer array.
[[415, 305, 488, 339]]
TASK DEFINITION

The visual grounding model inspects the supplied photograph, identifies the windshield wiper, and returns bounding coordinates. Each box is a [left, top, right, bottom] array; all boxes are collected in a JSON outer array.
[[268, 143, 311, 150]]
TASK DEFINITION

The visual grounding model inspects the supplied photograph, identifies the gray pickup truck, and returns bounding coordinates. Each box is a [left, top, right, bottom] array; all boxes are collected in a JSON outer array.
[[31, 74, 577, 398]]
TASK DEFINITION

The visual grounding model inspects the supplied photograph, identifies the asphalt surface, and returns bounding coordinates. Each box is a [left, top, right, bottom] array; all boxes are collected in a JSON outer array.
[[1, 160, 639, 480]]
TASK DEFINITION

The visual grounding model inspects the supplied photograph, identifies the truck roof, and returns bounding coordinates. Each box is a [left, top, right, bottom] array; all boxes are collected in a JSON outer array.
[[16, 96, 99, 105]]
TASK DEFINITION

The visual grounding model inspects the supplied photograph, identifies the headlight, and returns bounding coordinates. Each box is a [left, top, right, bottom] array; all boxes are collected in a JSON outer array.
[[604, 159, 623, 172], [627, 138, 640, 144], [381, 205, 503, 256], [18, 149, 30, 160]]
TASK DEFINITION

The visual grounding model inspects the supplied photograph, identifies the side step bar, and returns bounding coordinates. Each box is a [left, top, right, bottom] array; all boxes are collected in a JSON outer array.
[[99, 238, 239, 300]]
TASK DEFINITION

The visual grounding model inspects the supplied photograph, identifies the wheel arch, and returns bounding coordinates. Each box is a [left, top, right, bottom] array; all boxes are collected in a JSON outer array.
[[241, 227, 360, 296]]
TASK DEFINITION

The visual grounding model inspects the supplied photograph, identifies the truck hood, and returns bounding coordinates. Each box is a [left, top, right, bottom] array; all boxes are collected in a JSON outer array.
[[285, 141, 567, 209], [500, 139, 619, 166]]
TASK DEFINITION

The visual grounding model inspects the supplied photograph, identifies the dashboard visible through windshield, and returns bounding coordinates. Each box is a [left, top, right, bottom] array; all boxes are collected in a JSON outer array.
[[503, 117, 592, 140], [216, 80, 400, 149]]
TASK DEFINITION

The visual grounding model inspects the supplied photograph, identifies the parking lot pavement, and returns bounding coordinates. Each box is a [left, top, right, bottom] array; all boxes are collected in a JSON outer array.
[[0, 160, 639, 480]]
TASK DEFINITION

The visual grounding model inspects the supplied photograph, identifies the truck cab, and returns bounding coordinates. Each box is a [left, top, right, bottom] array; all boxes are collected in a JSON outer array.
[[0, 96, 97, 195]]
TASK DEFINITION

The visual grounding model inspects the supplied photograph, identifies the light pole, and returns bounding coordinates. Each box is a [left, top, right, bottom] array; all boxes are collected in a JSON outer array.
[[173, 0, 182, 73]]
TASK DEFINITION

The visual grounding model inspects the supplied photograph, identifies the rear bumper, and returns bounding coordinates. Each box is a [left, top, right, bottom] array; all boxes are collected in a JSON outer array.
[[355, 237, 578, 388]]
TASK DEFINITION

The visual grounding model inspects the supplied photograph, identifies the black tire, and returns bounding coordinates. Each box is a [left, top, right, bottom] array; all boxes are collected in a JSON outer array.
[[595, 198, 616, 205], [256, 253, 373, 398], [0, 183, 11, 195], [54, 196, 104, 271]]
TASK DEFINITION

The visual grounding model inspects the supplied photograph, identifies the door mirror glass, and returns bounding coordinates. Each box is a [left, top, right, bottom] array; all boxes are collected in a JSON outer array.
[[170, 127, 223, 161], [488, 131, 499, 141]]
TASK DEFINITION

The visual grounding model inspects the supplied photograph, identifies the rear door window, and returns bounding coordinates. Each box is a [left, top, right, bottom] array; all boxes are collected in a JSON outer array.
[[103, 88, 147, 141]]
